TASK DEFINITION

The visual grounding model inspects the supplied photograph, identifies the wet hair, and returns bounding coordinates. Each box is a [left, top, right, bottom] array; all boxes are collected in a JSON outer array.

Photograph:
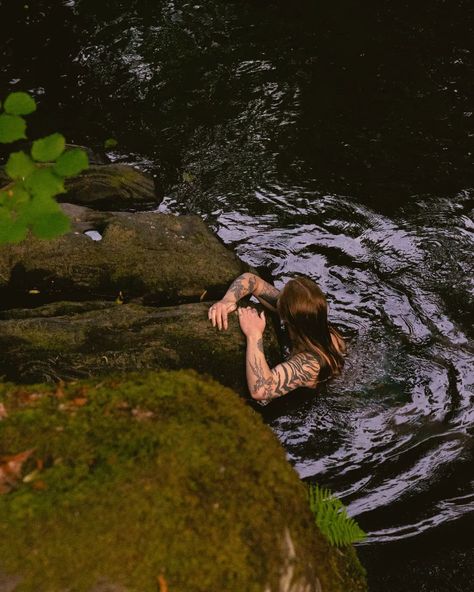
[[277, 276, 346, 382]]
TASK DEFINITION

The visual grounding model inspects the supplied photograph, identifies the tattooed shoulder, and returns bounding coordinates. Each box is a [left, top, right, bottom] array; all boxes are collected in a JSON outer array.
[[271, 352, 320, 398]]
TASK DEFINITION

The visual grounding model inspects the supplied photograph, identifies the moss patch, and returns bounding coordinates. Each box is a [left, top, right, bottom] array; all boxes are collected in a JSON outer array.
[[0, 371, 366, 592]]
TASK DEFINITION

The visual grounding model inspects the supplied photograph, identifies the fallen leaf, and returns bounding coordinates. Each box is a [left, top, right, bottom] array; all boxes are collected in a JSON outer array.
[[54, 381, 65, 399], [115, 290, 124, 304], [0, 449, 35, 494], [157, 575, 168, 592], [32, 480, 47, 491], [72, 397, 88, 407], [0, 403, 7, 420], [55, 387, 65, 399], [28, 289, 40, 295]]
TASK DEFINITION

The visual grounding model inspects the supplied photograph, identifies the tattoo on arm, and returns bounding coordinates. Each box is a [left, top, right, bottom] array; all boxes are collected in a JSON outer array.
[[228, 274, 257, 301], [250, 353, 319, 402], [256, 337, 264, 354], [249, 355, 274, 400], [258, 283, 280, 307]]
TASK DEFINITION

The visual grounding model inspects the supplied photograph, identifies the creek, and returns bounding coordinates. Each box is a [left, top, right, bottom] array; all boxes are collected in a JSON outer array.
[[1, 1, 473, 590]]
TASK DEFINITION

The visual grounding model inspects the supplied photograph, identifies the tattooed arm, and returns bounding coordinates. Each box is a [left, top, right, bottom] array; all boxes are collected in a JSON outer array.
[[209, 272, 280, 330], [239, 307, 320, 402]]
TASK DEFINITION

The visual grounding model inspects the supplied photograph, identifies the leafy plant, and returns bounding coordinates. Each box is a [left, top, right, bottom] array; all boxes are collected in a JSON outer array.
[[0, 91, 89, 244], [308, 483, 366, 547]]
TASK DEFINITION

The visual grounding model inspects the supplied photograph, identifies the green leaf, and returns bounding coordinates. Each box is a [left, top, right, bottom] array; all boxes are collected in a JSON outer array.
[[0, 208, 28, 244], [5, 151, 36, 179], [19, 193, 66, 238], [31, 211, 70, 239], [308, 484, 365, 547], [25, 168, 65, 199], [3, 92, 37, 116], [0, 114, 27, 143], [54, 148, 89, 177], [0, 184, 30, 211], [31, 133, 65, 162], [22, 193, 62, 222], [104, 137, 118, 149]]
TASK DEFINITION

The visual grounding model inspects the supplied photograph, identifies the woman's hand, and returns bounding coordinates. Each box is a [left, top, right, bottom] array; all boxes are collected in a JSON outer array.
[[238, 306, 266, 338], [208, 299, 237, 330]]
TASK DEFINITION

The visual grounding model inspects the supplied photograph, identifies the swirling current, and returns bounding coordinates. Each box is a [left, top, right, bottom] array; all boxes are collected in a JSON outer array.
[[1, 1, 473, 590]]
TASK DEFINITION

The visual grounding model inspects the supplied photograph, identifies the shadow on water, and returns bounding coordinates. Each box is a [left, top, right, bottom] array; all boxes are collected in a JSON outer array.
[[1, 1, 473, 590]]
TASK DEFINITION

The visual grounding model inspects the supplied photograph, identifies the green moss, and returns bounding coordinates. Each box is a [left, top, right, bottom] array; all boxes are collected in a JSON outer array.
[[0, 371, 366, 591]]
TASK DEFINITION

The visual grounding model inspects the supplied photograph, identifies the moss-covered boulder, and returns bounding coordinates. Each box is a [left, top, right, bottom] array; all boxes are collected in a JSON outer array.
[[0, 212, 248, 307], [61, 164, 158, 210], [0, 371, 366, 592], [0, 301, 280, 395]]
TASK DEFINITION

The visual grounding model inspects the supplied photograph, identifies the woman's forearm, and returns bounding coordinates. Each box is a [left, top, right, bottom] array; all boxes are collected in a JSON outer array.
[[246, 335, 274, 400], [223, 273, 257, 303]]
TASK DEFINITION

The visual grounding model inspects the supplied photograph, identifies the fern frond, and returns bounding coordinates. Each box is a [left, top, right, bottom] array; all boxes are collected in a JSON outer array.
[[308, 483, 366, 547]]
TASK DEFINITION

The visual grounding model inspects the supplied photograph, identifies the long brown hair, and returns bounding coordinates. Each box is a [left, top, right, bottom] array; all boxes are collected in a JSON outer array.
[[277, 276, 346, 381]]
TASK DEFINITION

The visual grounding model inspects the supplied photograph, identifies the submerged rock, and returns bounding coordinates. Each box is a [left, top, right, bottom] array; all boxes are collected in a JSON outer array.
[[61, 164, 158, 210], [0, 371, 366, 592], [0, 211, 248, 307], [0, 301, 280, 395]]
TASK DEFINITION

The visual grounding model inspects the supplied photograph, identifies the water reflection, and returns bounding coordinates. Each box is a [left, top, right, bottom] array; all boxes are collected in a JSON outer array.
[[163, 186, 474, 547]]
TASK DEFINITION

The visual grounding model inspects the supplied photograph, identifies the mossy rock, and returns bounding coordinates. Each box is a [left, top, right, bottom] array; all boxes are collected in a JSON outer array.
[[0, 301, 280, 395], [0, 212, 248, 307], [62, 164, 158, 210], [0, 371, 366, 592]]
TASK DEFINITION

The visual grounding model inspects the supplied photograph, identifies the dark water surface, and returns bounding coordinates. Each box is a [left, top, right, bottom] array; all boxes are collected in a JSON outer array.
[[1, 1, 473, 590]]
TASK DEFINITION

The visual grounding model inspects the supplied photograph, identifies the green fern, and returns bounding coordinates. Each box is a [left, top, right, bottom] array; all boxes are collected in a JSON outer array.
[[308, 483, 366, 547]]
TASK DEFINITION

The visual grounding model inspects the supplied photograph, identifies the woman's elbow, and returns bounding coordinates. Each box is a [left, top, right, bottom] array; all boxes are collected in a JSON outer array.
[[250, 386, 274, 402]]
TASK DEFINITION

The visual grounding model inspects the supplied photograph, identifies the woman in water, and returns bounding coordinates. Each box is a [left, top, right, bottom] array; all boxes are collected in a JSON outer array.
[[208, 272, 346, 404]]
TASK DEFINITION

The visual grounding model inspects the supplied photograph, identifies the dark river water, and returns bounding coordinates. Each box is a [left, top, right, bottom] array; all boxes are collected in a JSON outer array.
[[1, 1, 473, 590]]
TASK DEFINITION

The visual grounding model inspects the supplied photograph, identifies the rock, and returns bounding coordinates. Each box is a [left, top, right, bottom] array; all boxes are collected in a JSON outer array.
[[59, 203, 112, 234], [0, 212, 249, 307], [61, 164, 158, 210], [0, 301, 281, 395], [0, 371, 367, 592]]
